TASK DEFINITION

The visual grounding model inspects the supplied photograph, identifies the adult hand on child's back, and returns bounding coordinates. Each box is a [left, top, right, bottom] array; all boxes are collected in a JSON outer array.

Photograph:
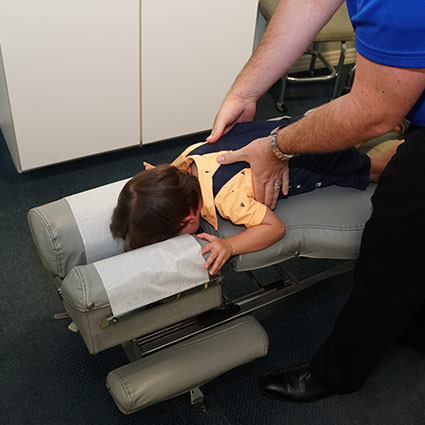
[[197, 233, 234, 275], [216, 137, 289, 210], [206, 92, 289, 209]]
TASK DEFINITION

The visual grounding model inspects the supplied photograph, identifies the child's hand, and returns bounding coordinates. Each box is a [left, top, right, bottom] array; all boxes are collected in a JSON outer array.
[[143, 161, 156, 170], [197, 233, 233, 275]]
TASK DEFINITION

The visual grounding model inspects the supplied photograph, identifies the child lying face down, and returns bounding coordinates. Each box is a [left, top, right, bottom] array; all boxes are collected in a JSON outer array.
[[110, 119, 401, 275]]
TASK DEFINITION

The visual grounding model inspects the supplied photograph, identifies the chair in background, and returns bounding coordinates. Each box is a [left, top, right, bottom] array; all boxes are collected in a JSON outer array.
[[259, 0, 356, 112]]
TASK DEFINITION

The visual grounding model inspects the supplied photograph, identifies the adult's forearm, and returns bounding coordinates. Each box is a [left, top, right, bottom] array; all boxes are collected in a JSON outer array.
[[276, 54, 425, 154], [274, 95, 381, 154], [229, 0, 344, 102]]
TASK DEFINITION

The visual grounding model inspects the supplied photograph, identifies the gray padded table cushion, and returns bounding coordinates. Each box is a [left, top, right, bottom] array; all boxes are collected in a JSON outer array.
[[27, 179, 129, 278], [202, 131, 403, 272], [61, 236, 210, 312], [61, 236, 209, 312], [203, 184, 375, 272], [27, 130, 402, 277], [106, 315, 268, 414], [61, 261, 221, 355], [27, 183, 373, 277], [28, 199, 87, 278]]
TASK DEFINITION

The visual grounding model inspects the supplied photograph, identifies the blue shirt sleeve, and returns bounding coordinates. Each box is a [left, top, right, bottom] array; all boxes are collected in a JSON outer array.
[[347, 0, 425, 68], [346, 0, 425, 125]]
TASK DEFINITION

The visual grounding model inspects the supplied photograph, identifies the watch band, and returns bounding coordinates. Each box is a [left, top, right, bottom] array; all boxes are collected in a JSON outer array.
[[269, 126, 299, 161]]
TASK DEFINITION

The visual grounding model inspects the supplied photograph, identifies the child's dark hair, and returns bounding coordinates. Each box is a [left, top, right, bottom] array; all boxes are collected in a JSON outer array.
[[110, 164, 202, 251]]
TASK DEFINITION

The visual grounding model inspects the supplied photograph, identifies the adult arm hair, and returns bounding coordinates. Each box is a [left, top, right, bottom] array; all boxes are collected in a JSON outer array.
[[275, 53, 425, 154]]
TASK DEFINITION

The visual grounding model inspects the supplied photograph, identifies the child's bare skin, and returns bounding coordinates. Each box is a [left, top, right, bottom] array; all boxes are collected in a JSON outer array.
[[369, 139, 404, 182]]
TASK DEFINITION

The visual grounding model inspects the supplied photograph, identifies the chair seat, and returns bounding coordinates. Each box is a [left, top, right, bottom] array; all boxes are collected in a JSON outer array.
[[259, 1, 355, 112], [259, 0, 279, 21], [259, 1, 354, 42], [315, 4, 355, 42]]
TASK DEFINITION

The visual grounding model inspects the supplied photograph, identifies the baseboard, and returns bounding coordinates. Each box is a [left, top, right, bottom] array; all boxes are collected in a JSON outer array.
[[289, 47, 356, 73]]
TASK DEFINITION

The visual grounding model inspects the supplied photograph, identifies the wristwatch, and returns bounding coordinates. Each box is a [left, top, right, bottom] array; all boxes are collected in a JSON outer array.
[[269, 126, 299, 161]]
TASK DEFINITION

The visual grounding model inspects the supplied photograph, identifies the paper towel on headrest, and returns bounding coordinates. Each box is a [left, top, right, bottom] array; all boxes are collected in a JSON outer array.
[[65, 179, 130, 264], [93, 234, 210, 317]]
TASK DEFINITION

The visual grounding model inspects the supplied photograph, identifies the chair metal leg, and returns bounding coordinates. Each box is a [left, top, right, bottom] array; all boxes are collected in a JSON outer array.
[[332, 41, 347, 99], [343, 64, 356, 94], [287, 49, 336, 84], [309, 42, 320, 76], [276, 40, 352, 111], [276, 72, 288, 113]]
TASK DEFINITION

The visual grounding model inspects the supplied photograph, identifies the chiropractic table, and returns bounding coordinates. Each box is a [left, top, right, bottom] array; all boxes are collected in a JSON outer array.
[[27, 127, 402, 414]]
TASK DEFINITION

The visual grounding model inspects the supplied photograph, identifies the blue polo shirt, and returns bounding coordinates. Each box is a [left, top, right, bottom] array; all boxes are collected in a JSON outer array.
[[346, 0, 425, 125]]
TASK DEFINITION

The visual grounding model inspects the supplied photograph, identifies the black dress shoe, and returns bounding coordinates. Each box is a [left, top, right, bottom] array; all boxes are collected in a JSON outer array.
[[258, 362, 335, 403]]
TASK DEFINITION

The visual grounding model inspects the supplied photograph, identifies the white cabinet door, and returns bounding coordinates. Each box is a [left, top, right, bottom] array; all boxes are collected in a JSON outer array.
[[140, 0, 258, 144], [0, 0, 140, 171]]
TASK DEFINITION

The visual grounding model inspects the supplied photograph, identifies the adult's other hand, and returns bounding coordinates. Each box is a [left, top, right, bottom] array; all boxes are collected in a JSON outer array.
[[206, 93, 256, 143]]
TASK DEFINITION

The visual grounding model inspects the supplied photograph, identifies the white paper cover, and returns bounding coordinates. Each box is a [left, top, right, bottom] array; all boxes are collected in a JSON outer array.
[[65, 179, 129, 263], [93, 234, 209, 317]]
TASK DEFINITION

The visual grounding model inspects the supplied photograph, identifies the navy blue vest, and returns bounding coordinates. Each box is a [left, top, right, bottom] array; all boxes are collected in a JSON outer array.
[[189, 118, 299, 196], [188, 117, 370, 198]]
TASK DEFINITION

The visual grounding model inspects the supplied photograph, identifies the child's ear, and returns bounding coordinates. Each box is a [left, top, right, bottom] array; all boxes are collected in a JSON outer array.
[[179, 214, 199, 235], [181, 214, 196, 225]]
